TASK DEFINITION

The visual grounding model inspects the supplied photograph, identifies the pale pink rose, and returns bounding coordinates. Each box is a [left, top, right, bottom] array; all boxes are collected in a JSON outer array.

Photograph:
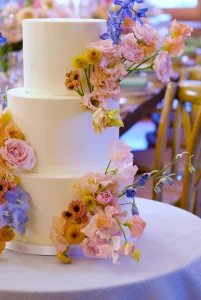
[[81, 236, 106, 258], [98, 236, 121, 264], [16, 7, 37, 25], [0, 139, 36, 171], [169, 20, 193, 42], [128, 215, 146, 238], [115, 163, 138, 185], [135, 22, 159, 45], [153, 51, 172, 83], [162, 36, 185, 57], [92, 107, 108, 134], [49, 216, 70, 253], [87, 39, 122, 60], [122, 33, 144, 62], [120, 242, 135, 257], [82, 90, 107, 112], [96, 191, 113, 205], [109, 140, 133, 168]]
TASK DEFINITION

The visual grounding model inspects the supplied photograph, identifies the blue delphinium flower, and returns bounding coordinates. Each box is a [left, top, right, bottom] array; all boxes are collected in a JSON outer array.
[[100, 10, 122, 44], [115, 0, 136, 19], [0, 203, 11, 228], [133, 8, 148, 25], [12, 209, 29, 235], [0, 32, 8, 49], [126, 188, 136, 198], [6, 185, 30, 213], [132, 203, 139, 215]]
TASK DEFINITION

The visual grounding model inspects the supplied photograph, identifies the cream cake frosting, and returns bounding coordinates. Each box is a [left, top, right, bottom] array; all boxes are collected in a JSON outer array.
[[7, 19, 119, 249]]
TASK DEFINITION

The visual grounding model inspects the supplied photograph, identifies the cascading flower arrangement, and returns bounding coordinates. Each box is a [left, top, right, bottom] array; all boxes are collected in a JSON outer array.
[[65, 0, 193, 133], [50, 140, 194, 264], [0, 69, 36, 253]]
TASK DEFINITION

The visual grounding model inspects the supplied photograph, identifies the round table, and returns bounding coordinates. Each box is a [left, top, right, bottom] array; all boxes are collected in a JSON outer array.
[[1, 198, 201, 300]]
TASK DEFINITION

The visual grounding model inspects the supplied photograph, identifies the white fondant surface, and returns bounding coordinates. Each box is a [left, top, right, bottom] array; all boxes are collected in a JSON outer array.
[[23, 19, 106, 95], [8, 88, 119, 174], [16, 171, 79, 245]]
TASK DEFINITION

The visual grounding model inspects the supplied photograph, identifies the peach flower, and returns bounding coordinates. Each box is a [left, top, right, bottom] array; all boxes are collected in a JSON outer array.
[[128, 215, 146, 238], [115, 163, 138, 185], [162, 36, 185, 57], [120, 242, 135, 257], [17, 7, 37, 25], [0, 139, 36, 171], [92, 107, 108, 133], [98, 236, 121, 264], [122, 16, 135, 34], [49, 216, 70, 253], [170, 20, 193, 42], [122, 33, 144, 62], [153, 51, 172, 83], [87, 39, 122, 60], [109, 140, 133, 168], [82, 90, 107, 112]]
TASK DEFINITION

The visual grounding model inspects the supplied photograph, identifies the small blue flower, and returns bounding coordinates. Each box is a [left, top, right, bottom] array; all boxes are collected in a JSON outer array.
[[115, 0, 136, 20], [12, 209, 29, 235], [0, 32, 8, 49], [100, 10, 122, 44], [132, 204, 139, 215], [126, 188, 136, 198], [141, 173, 150, 180], [135, 178, 146, 187], [6, 185, 30, 213], [133, 8, 148, 25], [166, 177, 174, 185], [0, 204, 11, 228]]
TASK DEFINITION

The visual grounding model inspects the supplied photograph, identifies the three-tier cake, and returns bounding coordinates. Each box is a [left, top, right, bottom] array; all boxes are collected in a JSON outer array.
[[6, 19, 119, 254]]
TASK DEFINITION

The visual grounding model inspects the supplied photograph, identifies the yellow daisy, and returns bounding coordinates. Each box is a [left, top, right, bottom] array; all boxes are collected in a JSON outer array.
[[72, 55, 88, 69], [9, 130, 25, 140], [0, 111, 12, 127], [0, 226, 15, 242], [82, 195, 97, 212], [56, 252, 72, 264], [0, 241, 6, 254], [85, 49, 103, 65], [65, 224, 85, 245]]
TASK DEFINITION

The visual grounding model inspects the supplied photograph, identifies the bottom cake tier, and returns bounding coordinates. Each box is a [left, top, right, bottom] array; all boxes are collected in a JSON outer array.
[[7, 172, 80, 251]]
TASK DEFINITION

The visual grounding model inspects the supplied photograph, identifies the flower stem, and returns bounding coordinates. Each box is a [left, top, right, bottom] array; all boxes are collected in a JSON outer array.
[[105, 160, 111, 174], [80, 81, 84, 95], [115, 217, 127, 243], [84, 68, 91, 93]]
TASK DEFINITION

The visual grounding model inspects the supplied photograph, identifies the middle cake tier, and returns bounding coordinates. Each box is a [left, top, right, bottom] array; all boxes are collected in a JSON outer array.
[[7, 88, 119, 174]]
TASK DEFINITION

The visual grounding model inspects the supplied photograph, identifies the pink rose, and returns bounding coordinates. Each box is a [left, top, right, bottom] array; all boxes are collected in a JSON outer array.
[[96, 191, 113, 205], [120, 242, 135, 257], [109, 140, 133, 168], [153, 51, 172, 83], [122, 33, 144, 62], [87, 39, 122, 60], [128, 215, 146, 238], [135, 22, 159, 45], [0, 139, 36, 171], [81, 236, 106, 258]]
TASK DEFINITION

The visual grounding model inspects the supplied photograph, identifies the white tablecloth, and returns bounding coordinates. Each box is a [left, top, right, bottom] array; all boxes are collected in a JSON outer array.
[[1, 198, 201, 300]]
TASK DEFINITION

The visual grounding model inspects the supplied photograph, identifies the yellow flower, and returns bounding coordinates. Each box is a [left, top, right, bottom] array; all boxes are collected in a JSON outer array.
[[56, 252, 72, 264], [9, 130, 25, 140], [134, 249, 141, 262], [0, 241, 6, 254], [72, 55, 89, 69], [82, 195, 97, 212], [0, 136, 5, 147], [107, 109, 124, 128], [85, 49, 103, 65], [65, 224, 85, 244], [0, 226, 15, 242], [0, 111, 12, 127]]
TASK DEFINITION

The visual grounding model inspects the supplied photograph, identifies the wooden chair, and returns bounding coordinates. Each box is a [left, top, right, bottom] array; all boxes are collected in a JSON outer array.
[[134, 81, 201, 215]]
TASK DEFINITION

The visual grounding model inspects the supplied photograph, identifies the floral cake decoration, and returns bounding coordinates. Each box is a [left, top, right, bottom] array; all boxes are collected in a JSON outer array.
[[50, 140, 194, 264], [65, 0, 193, 133], [0, 85, 36, 254]]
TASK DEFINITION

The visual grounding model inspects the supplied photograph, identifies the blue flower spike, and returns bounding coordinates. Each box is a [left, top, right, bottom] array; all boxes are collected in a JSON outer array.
[[126, 188, 136, 198], [0, 32, 8, 49]]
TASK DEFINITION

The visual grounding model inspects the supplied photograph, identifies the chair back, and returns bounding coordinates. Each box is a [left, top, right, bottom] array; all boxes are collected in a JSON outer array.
[[153, 80, 201, 214]]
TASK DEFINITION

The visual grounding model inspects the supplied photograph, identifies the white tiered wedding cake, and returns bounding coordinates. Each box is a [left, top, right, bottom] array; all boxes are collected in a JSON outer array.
[[7, 19, 119, 253]]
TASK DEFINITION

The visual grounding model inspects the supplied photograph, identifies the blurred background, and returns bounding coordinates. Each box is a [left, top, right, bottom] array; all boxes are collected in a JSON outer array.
[[0, 0, 201, 210]]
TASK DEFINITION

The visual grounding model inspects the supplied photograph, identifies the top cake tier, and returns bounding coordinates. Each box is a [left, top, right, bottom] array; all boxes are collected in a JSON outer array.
[[23, 19, 106, 96]]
